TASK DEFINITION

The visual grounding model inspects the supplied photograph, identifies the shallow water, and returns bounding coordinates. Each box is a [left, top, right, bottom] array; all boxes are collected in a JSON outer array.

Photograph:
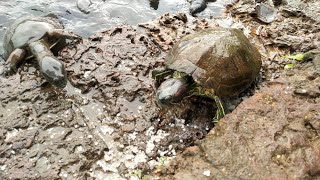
[[0, 0, 227, 62]]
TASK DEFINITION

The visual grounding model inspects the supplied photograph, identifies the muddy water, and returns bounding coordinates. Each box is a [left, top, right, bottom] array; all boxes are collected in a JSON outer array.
[[0, 0, 227, 61]]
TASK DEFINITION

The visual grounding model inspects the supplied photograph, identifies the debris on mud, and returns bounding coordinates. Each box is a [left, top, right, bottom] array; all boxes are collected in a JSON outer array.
[[0, 13, 225, 179], [230, 0, 320, 52]]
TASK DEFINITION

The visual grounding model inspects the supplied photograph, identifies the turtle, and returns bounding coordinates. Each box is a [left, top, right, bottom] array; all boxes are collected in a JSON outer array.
[[2, 15, 80, 88], [152, 28, 262, 121]]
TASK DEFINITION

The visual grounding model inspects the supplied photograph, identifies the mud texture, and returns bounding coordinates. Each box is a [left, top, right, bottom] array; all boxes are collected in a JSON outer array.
[[0, 14, 221, 179], [149, 0, 320, 179]]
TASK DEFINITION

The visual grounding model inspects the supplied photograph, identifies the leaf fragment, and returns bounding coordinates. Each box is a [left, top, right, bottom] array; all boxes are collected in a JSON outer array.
[[284, 63, 295, 69]]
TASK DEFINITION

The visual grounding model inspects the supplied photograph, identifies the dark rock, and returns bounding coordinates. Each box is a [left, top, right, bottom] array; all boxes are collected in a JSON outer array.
[[149, 0, 160, 10], [190, 0, 207, 15], [255, 3, 277, 23]]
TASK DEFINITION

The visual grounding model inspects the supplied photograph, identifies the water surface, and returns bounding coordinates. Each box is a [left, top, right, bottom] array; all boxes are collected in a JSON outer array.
[[0, 0, 226, 61]]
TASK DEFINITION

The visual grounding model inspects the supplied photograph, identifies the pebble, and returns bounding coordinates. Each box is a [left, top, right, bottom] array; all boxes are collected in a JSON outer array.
[[255, 3, 277, 23], [190, 0, 207, 15], [203, 170, 211, 176], [77, 0, 92, 14]]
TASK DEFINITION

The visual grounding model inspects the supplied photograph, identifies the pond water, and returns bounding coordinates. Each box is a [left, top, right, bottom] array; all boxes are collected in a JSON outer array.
[[0, 0, 227, 61]]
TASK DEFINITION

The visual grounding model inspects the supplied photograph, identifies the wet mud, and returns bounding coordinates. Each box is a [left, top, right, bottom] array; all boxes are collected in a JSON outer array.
[[0, 14, 223, 179], [0, 0, 319, 179]]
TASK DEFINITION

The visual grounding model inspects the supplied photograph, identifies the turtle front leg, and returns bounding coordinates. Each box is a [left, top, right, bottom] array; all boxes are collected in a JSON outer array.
[[211, 95, 225, 123], [48, 29, 81, 40], [2, 48, 27, 76], [191, 87, 225, 122], [151, 68, 174, 87]]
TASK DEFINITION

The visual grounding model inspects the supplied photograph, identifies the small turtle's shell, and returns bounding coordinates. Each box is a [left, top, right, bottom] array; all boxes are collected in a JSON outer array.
[[3, 16, 63, 59], [166, 28, 261, 97]]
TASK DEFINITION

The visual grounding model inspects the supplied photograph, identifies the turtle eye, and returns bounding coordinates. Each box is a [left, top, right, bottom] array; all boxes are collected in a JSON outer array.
[[174, 86, 187, 98], [175, 91, 182, 98]]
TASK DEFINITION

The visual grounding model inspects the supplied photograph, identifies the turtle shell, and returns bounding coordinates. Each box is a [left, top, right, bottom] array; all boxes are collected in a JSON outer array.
[[165, 28, 261, 97], [3, 15, 63, 59]]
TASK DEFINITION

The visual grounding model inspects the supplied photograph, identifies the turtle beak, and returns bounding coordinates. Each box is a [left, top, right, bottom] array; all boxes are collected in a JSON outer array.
[[39, 56, 67, 88], [156, 78, 187, 106]]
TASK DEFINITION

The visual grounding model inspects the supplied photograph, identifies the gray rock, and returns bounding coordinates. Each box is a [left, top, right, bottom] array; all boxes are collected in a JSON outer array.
[[76, 0, 92, 14], [256, 3, 277, 23], [189, 0, 207, 15]]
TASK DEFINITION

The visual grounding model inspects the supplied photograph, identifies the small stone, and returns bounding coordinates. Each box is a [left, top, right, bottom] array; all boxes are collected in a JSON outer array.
[[256, 3, 277, 23], [190, 0, 207, 15], [0, 165, 7, 171], [203, 170, 211, 176], [77, 0, 92, 14]]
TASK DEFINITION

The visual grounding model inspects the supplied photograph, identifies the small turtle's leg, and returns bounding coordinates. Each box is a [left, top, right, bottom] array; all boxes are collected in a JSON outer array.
[[190, 87, 225, 122], [47, 29, 81, 40], [203, 89, 225, 122], [152, 68, 174, 86], [212, 95, 225, 123], [2, 48, 27, 76], [152, 68, 173, 79], [172, 71, 187, 79]]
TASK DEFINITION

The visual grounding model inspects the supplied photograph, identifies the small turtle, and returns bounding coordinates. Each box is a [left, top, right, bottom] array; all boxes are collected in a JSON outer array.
[[2, 15, 80, 88], [152, 28, 261, 120]]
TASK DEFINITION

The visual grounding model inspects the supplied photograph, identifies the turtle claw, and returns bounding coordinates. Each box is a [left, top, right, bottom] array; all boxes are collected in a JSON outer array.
[[2, 48, 26, 77]]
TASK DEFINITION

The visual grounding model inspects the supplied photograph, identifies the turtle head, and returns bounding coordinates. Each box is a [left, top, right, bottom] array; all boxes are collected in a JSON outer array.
[[156, 78, 188, 106], [29, 40, 67, 88], [39, 56, 67, 88]]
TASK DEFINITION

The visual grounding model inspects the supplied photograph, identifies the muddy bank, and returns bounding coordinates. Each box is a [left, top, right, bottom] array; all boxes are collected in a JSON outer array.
[[0, 14, 225, 179]]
